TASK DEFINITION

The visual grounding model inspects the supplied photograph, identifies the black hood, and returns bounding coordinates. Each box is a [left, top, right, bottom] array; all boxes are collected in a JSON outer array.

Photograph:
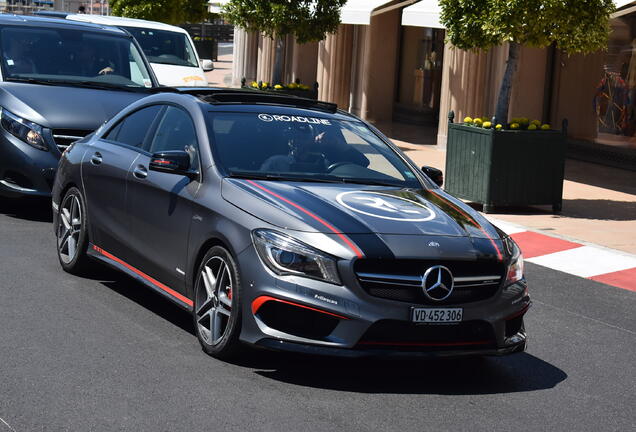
[[223, 179, 506, 260], [0, 82, 149, 130], [222, 179, 503, 239]]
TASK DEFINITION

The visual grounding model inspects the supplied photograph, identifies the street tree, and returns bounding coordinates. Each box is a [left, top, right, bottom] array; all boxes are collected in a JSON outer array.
[[439, 0, 615, 123], [223, 0, 347, 84], [110, 0, 208, 25]]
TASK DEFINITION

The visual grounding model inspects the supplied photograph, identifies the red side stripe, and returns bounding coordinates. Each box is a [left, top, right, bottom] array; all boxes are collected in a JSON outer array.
[[251, 295, 349, 320], [429, 190, 503, 261], [357, 340, 491, 347], [245, 180, 364, 258], [92, 245, 193, 307]]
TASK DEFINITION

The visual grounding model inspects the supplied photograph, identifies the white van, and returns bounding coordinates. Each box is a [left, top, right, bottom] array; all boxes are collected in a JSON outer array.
[[65, 14, 213, 87]]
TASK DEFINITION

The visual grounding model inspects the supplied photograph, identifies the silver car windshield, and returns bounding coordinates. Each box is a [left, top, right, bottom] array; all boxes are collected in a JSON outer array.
[[208, 112, 422, 188], [122, 26, 198, 68], [0, 25, 154, 89]]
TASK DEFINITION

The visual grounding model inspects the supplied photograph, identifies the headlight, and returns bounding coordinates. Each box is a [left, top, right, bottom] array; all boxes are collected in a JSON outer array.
[[252, 229, 341, 285], [0, 108, 47, 151], [503, 236, 524, 284]]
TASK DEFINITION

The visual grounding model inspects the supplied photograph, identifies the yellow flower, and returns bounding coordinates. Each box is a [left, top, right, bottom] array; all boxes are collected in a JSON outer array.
[[541, 124, 551, 130], [520, 117, 529, 125], [528, 124, 538, 131], [274, 84, 283, 89], [464, 116, 473, 124], [510, 123, 520, 130], [474, 118, 483, 126], [288, 82, 298, 89], [250, 81, 258, 88], [299, 84, 310, 90], [531, 119, 541, 126], [495, 124, 503, 130], [482, 121, 492, 129]]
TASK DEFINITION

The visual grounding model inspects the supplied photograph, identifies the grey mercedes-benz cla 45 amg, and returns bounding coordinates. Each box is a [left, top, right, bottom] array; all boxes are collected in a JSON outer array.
[[52, 89, 529, 360]]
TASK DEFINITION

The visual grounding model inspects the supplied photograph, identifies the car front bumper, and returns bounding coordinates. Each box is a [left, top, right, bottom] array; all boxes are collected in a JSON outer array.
[[236, 245, 531, 357]]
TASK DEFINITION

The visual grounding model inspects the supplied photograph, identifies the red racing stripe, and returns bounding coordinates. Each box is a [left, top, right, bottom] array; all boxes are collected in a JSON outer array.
[[92, 245, 193, 307], [429, 190, 503, 261], [244, 180, 364, 258], [357, 340, 491, 347], [251, 295, 349, 320]]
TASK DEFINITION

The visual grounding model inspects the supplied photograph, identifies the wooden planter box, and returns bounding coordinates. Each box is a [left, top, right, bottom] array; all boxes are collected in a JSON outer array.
[[445, 116, 567, 213]]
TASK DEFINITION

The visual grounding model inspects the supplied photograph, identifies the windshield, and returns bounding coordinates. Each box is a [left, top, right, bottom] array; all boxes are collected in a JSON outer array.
[[208, 112, 422, 188], [0, 25, 154, 89], [122, 26, 198, 68]]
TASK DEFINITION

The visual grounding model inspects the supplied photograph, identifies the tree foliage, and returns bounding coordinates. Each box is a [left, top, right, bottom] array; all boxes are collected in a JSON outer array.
[[439, 0, 615, 53], [439, 0, 615, 123], [222, 0, 347, 44], [110, 0, 208, 25]]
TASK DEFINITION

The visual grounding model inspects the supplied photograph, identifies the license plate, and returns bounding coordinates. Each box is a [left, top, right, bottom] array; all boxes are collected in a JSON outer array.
[[412, 308, 463, 324]]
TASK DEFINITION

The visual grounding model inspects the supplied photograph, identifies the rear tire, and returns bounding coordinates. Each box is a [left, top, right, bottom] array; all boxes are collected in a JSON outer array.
[[56, 187, 92, 275], [193, 246, 243, 360]]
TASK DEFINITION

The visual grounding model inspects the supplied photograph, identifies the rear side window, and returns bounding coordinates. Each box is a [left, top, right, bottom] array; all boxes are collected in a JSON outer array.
[[103, 105, 162, 148]]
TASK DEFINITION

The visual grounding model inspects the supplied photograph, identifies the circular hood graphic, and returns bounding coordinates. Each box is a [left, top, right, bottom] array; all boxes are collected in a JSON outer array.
[[336, 191, 436, 222]]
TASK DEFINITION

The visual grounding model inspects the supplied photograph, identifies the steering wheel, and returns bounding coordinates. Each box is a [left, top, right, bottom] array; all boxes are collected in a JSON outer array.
[[327, 162, 352, 172]]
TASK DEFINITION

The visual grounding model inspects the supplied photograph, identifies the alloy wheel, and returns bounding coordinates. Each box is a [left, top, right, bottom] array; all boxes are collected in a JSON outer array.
[[195, 256, 234, 345], [57, 193, 83, 264]]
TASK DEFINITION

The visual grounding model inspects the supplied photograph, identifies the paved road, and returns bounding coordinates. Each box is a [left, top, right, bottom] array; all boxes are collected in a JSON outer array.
[[0, 197, 634, 432]]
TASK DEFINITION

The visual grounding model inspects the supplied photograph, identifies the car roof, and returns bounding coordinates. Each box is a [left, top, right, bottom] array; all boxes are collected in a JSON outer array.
[[153, 87, 360, 120], [0, 13, 129, 36], [65, 14, 189, 34]]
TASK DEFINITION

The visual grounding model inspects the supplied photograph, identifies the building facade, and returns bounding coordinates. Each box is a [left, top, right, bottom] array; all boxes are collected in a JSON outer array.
[[232, 0, 636, 169]]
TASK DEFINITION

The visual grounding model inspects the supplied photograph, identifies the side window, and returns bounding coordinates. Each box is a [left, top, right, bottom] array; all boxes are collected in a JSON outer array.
[[103, 105, 162, 148], [148, 106, 199, 169]]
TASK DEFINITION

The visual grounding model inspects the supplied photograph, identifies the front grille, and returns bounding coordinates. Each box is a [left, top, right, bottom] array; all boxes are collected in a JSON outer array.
[[354, 259, 505, 305], [356, 319, 496, 351], [52, 129, 92, 152]]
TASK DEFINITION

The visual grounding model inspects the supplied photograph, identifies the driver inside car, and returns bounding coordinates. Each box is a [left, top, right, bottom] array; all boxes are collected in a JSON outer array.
[[260, 123, 328, 172], [75, 43, 115, 76]]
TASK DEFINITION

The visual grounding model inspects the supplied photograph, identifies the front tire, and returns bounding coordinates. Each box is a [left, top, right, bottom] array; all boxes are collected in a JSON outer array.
[[56, 187, 91, 275], [193, 246, 242, 359]]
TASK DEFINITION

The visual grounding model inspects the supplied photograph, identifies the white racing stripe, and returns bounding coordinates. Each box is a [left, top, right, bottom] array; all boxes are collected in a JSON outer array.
[[527, 246, 636, 278]]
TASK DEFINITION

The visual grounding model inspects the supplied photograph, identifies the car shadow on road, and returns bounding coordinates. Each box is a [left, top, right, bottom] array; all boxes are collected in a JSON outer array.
[[245, 351, 566, 395], [0, 196, 52, 222], [93, 266, 195, 336]]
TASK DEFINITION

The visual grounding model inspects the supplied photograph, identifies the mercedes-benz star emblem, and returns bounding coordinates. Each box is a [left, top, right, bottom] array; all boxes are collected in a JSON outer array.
[[422, 265, 454, 301]]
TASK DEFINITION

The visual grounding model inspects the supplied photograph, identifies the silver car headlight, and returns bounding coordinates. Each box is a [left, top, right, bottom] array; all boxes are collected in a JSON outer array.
[[503, 236, 524, 284], [252, 229, 341, 285], [0, 107, 47, 151]]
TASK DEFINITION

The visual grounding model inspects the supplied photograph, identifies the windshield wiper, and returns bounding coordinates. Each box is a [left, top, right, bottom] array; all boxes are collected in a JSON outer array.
[[335, 178, 404, 187], [6, 77, 62, 86], [228, 172, 403, 187], [228, 172, 342, 183], [74, 81, 149, 92]]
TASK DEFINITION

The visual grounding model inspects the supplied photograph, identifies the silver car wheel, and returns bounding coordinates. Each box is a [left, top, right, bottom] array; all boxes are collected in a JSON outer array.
[[195, 256, 233, 345], [57, 193, 82, 264]]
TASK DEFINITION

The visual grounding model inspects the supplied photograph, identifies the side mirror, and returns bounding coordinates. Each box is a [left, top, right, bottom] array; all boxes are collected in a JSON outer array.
[[421, 165, 443, 187], [201, 59, 214, 72], [149, 150, 197, 178]]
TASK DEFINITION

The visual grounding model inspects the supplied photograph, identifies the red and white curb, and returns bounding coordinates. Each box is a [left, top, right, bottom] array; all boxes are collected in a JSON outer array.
[[488, 219, 636, 293]]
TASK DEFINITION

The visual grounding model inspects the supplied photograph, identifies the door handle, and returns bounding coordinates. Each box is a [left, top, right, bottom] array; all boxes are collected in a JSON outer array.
[[133, 165, 148, 179], [90, 152, 102, 165]]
